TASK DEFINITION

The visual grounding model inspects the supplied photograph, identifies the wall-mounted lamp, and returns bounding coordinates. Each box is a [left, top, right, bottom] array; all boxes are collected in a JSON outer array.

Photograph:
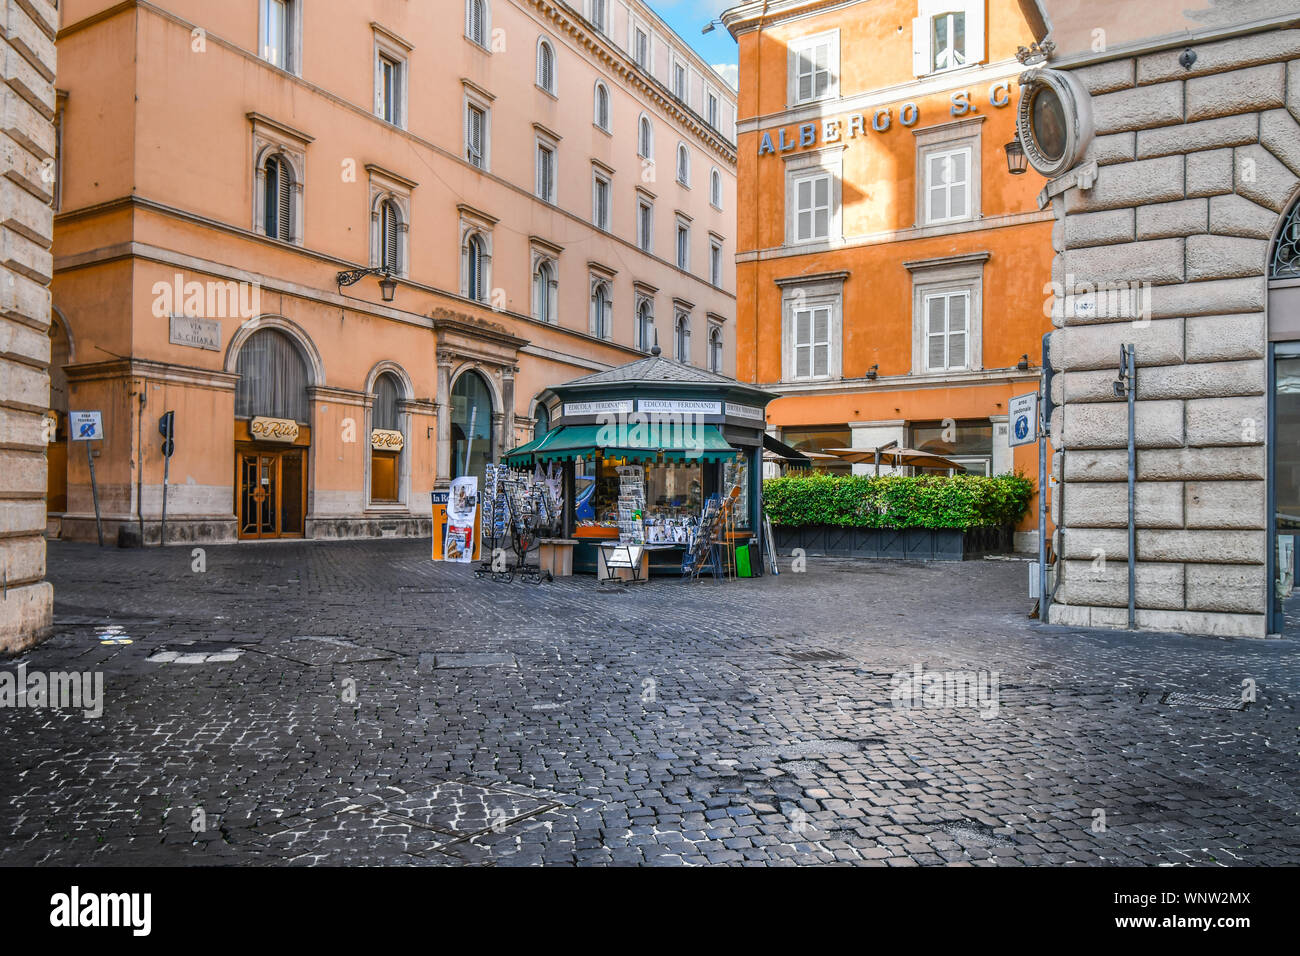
[[1017, 354, 1030, 371], [866, 364, 879, 381], [337, 266, 397, 303], [1004, 138, 1028, 175]]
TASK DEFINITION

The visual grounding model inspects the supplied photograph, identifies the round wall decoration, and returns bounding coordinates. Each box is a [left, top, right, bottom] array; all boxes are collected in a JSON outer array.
[[1015, 68, 1093, 179]]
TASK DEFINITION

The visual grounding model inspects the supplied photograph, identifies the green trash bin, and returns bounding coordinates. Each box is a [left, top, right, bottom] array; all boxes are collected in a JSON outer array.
[[736, 543, 752, 578]]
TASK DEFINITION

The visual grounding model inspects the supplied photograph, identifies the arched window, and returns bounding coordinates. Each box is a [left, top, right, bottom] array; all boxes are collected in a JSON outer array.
[[674, 311, 690, 362], [1272, 196, 1300, 279], [594, 81, 610, 131], [465, 0, 487, 46], [533, 259, 558, 323], [465, 234, 486, 302], [534, 401, 551, 439], [451, 370, 494, 484], [710, 168, 722, 209], [235, 328, 310, 423], [676, 143, 690, 185], [708, 326, 723, 372], [264, 154, 293, 241], [591, 281, 612, 338], [370, 371, 404, 503], [537, 39, 556, 94], [380, 199, 401, 273], [638, 115, 653, 160], [636, 298, 654, 352]]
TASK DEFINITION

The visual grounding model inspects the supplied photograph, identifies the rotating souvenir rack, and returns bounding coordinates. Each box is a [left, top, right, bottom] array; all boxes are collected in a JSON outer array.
[[475, 466, 562, 584], [682, 482, 742, 581]]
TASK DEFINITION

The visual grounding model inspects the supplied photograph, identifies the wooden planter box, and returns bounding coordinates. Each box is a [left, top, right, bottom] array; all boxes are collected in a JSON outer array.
[[769, 524, 1013, 561]]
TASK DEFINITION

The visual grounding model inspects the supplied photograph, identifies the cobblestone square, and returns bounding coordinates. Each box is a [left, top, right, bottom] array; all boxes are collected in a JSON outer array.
[[1, 539, 1297, 866]]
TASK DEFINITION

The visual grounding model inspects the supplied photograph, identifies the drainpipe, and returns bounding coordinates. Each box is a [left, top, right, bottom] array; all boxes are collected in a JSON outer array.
[[1113, 344, 1137, 628], [137, 386, 146, 543]]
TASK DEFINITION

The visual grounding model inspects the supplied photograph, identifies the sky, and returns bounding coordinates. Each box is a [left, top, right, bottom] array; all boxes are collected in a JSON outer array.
[[652, 0, 740, 89]]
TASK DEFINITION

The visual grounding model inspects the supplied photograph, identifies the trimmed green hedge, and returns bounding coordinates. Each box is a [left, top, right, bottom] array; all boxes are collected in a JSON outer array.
[[762, 472, 1034, 530]]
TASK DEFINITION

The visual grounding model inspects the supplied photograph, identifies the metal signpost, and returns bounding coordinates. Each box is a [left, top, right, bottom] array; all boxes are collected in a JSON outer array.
[[69, 411, 105, 547], [159, 411, 175, 547]]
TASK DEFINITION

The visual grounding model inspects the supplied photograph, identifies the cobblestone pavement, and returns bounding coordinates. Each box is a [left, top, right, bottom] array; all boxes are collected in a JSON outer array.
[[1, 539, 1297, 866]]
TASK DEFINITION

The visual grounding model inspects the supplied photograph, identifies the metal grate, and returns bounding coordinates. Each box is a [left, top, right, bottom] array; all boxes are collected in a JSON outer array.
[[785, 649, 850, 662], [1160, 691, 1247, 711]]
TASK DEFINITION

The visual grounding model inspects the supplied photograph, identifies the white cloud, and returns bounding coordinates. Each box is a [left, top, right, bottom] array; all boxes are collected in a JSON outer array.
[[711, 62, 739, 90]]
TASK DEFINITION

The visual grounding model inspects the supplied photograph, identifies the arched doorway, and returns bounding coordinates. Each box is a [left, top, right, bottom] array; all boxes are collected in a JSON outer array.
[[233, 328, 311, 539], [451, 369, 493, 488], [534, 399, 550, 440], [1269, 193, 1300, 631]]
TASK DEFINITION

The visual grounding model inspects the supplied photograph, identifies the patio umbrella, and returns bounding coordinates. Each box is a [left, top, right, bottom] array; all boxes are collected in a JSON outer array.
[[823, 447, 962, 475]]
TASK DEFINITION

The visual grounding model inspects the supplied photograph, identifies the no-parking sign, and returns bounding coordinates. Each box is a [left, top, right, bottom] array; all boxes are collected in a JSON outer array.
[[1009, 392, 1038, 447]]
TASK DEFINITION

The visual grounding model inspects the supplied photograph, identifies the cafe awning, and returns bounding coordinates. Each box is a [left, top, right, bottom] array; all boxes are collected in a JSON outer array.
[[762, 433, 812, 467], [505, 423, 739, 467]]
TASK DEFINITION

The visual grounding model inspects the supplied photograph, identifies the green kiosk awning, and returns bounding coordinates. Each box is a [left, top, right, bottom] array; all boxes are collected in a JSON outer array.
[[506, 423, 738, 467]]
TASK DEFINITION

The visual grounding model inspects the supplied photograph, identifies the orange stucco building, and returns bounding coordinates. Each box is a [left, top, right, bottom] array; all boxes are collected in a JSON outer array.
[[724, 0, 1053, 542], [49, 0, 738, 543]]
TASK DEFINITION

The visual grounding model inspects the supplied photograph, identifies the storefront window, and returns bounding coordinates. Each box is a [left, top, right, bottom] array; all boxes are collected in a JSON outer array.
[[911, 419, 993, 474], [235, 328, 310, 423], [534, 402, 550, 439], [451, 370, 493, 487], [370, 371, 402, 502], [782, 426, 851, 475], [1274, 354, 1300, 622]]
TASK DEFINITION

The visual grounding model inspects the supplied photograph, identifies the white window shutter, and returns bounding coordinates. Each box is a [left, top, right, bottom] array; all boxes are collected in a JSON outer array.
[[912, 17, 930, 76], [965, 0, 986, 65]]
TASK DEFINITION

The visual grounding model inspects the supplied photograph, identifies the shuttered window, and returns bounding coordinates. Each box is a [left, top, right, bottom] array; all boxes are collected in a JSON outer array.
[[466, 235, 485, 301], [675, 312, 690, 363], [636, 300, 654, 351], [710, 169, 722, 208], [925, 147, 970, 223], [592, 282, 612, 338], [925, 291, 969, 371], [379, 201, 401, 273], [637, 200, 653, 252], [264, 155, 292, 241], [676, 143, 689, 185], [793, 37, 834, 102], [793, 306, 831, 379], [794, 172, 831, 242], [466, 103, 486, 168], [537, 41, 555, 93], [594, 83, 609, 130], [638, 116, 652, 159], [533, 260, 557, 323], [536, 144, 555, 202], [465, 0, 486, 46], [709, 327, 723, 372], [592, 172, 610, 229]]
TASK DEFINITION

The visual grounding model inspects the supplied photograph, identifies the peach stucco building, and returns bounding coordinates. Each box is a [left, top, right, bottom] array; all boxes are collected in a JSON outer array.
[[724, 0, 1053, 543], [49, 0, 737, 542]]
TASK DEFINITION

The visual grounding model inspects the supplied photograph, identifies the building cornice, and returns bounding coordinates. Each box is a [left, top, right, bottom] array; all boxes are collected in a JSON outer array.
[[737, 209, 1053, 263], [722, 0, 863, 39], [766, 367, 1042, 396], [64, 358, 240, 391]]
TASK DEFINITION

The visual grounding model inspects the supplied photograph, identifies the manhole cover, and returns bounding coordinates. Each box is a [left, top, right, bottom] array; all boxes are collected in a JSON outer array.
[[1160, 692, 1247, 711], [149, 649, 244, 664], [251, 641, 397, 667]]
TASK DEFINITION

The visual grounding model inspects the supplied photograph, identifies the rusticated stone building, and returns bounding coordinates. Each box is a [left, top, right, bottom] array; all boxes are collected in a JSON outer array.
[[1018, 1, 1300, 637], [1, 0, 57, 652]]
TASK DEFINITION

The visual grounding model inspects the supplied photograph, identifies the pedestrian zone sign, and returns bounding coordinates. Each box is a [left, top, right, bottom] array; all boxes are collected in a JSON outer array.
[[1009, 393, 1037, 447], [70, 411, 104, 442]]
